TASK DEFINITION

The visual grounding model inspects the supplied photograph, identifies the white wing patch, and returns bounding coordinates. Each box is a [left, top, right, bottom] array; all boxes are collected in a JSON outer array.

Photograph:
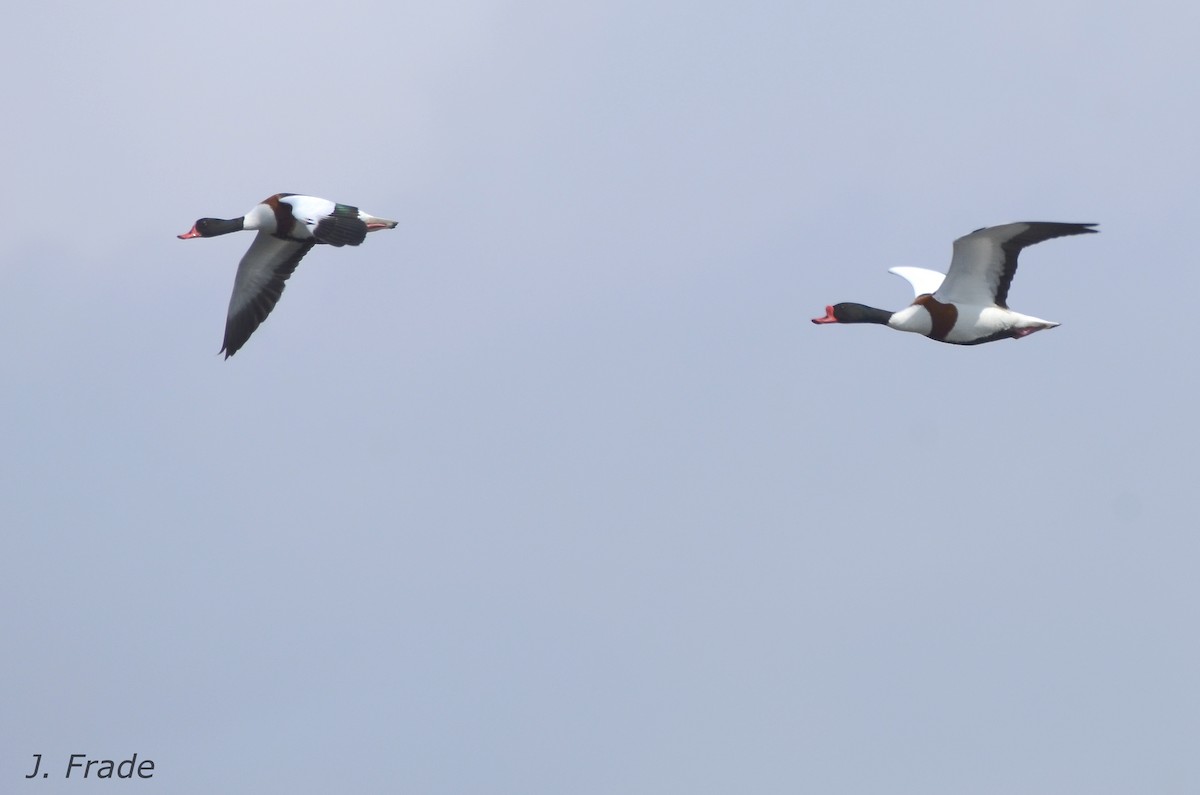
[[934, 223, 1029, 306], [280, 195, 337, 235], [888, 266, 945, 297]]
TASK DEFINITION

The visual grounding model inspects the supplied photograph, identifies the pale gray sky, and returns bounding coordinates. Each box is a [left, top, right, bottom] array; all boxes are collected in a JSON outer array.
[[3, 1, 1199, 793]]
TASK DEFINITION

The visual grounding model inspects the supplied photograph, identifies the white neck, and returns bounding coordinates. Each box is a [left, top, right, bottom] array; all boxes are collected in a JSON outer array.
[[887, 304, 933, 335], [242, 203, 277, 232]]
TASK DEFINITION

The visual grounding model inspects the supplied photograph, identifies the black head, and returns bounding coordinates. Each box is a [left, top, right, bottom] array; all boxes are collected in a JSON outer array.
[[811, 303, 894, 325], [177, 217, 244, 239]]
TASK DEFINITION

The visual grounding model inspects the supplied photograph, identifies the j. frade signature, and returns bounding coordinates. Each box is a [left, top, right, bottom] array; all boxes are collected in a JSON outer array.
[[24, 753, 154, 779]]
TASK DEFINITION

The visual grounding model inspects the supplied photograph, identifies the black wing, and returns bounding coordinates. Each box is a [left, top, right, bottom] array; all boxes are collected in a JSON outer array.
[[222, 232, 315, 357]]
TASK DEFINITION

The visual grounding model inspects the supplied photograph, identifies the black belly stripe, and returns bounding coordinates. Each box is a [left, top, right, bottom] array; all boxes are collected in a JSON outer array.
[[915, 295, 957, 340], [948, 328, 1019, 346]]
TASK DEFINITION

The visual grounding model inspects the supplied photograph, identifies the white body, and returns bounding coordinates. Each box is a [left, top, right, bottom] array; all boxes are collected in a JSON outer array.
[[883, 224, 1068, 341], [242, 195, 393, 239], [887, 302, 1058, 341]]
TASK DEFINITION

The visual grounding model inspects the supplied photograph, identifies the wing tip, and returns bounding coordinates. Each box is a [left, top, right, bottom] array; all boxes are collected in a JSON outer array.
[[1048, 222, 1099, 234], [968, 221, 1100, 237], [888, 266, 946, 297]]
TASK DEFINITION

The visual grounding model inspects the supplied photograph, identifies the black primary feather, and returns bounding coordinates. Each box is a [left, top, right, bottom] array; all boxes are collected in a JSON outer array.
[[995, 222, 1097, 308]]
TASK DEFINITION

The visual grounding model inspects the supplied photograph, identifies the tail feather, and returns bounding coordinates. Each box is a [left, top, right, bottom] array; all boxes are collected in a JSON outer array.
[[359, 213, 398, 231]]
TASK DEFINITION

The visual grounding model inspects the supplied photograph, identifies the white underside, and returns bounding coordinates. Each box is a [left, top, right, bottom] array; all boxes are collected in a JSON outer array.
[[889, 303, 1058, 341]]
